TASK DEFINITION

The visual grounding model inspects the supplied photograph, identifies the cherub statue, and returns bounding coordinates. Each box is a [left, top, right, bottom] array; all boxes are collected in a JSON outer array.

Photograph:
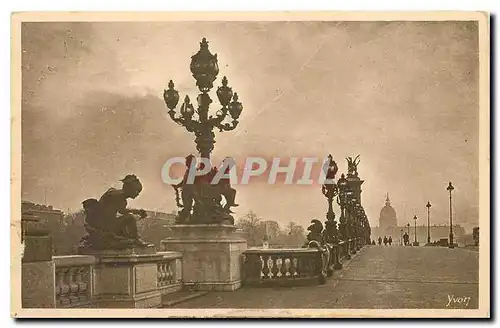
[[80, 175, 150, 250]]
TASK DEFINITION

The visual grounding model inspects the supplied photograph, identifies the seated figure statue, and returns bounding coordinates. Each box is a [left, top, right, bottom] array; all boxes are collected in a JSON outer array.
[[172, 155, 236, 225], [80, 174, 149, 250]]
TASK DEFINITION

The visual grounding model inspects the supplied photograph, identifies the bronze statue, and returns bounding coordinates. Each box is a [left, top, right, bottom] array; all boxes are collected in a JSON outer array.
[[305, 219, 324, 245], [215, 157, 239, 212], [304, 219, 330, 284], [172, 156, 236, 225], [346, 155, 361, 177], [80, 175, 149, 250], [323, 212, 338, 244], [321, 154, 339, 199]]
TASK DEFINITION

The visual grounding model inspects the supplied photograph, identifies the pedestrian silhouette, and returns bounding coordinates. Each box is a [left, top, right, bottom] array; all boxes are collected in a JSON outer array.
[[378, 237, 382, 245], [403, 233, 409, 246], [388, 236, 393, 246], [383, 236, 388, 246]]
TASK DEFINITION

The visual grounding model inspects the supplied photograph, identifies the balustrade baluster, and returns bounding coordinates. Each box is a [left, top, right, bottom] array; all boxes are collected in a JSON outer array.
[[280, 257, 289, 278], [157, 263, 164, 287], [270, 255, 279, 279], [262, 255, 270, 279], [167, 261, 174, 284], [68, 268, 80, 304], [74, 267, 88, 301], [290, 257, 298, 277], [57, 267, 70, 306], [55, 268, 65, 306], [244, 254, 263, 282]]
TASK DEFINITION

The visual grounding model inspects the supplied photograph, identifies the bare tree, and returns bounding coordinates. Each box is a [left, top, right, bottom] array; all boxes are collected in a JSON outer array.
[[236, 211, 264, 246]]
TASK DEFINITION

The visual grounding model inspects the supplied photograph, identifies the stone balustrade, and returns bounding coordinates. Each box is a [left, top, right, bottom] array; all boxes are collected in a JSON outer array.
[[243, 248, 326, 286], [53, 255, 96, 308], [156, 252, 183, 295], [243, 238, 365, 287]]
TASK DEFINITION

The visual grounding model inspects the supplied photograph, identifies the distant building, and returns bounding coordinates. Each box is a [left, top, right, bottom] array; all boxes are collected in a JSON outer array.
[[144, 210, 176, 225], [372, 194, 466, 245], [379, 194, 397, 230], [21, 201, 64, 227]]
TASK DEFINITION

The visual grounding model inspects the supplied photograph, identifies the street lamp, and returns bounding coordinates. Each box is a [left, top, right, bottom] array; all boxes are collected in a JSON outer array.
[[163, 38, 243, 225], [447, 181, 455, 248], [346, 193, 356, 254], [336, 173, 348, 242], [164, 38, 243, 160], [400, 229, 403, 246], [322, 154, 339, 245], [426, 201, 432, 244], [413, 215, 418, 246]]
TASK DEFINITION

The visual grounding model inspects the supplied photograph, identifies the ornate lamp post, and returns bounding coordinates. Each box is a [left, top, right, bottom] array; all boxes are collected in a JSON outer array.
[[413, 215, 418, 246], [163, 38, 243, 225], [321, 154, 339, 244], [447, 182, 455, 248], [354, 202, 362, 250], [426, 201, 432, 244], [346, 192, 356, 254], [336, 173, 348, 241], [164, 38, 243, 160]]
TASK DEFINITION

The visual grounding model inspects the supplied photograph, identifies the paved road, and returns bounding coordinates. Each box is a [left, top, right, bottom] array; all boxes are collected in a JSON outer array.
[[172, 245, 479, 309]]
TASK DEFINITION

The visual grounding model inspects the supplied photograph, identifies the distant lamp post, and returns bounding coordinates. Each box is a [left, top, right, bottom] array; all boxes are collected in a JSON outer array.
[[413, 215, 418, 246], [447, 182, 455, 248], [406, 222, 410, 235], [426, 201, 432, 244], [400, 229, 403, 246]]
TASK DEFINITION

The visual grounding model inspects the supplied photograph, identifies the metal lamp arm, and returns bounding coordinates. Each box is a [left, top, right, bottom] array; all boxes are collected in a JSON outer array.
[[216, 119, 239, 132], [208, 106, 229, 126], [168, 110, 199, 132]]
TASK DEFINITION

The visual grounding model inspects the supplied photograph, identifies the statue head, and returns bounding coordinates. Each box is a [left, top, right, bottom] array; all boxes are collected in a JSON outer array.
[[121, 174, 143, 199]]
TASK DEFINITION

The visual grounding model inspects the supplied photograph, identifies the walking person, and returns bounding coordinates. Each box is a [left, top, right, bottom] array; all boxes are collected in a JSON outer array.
[[383, 236, 388, 246], [378, 237, 382, 246], [388, 236, 393, 246]]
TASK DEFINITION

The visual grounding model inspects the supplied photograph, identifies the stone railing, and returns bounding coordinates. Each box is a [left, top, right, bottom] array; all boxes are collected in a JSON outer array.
[[53, 255, 96, 308], [243, 238, 366, 287], [156, 251, 183, 295], [243, 248, 326, 286]]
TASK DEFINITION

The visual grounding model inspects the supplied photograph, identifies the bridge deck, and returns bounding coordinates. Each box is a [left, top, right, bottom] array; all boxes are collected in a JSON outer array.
[[168, 245, 479, 309]]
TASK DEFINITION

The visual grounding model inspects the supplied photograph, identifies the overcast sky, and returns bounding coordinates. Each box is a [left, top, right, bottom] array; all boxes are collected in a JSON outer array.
[[21, 21, 480, 231]]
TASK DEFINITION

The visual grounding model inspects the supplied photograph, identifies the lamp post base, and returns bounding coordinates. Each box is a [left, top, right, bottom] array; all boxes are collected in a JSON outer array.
[[161, 224, 247, 291]]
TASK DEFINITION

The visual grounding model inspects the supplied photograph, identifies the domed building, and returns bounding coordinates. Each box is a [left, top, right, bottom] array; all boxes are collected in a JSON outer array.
[[379, 193, 397, 230]]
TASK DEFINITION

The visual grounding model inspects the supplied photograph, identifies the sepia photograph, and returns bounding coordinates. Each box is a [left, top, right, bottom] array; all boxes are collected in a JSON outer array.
[[10, 11, 490, 318]]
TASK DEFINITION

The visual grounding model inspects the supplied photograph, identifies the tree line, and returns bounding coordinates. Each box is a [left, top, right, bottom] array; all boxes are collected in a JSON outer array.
[[235, 211, 306, 248], [40, 209, 306, 255]]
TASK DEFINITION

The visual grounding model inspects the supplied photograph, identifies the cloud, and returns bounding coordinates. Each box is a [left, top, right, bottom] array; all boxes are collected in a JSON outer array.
[[21, 21, 480, 231]]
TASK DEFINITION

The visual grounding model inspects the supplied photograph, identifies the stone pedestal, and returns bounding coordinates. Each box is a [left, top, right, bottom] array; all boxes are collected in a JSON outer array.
[[161, 224, 247, 291], [22, 260, 56, 308], [83, 246, 182, 308], [22, 233, 56, 308]]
